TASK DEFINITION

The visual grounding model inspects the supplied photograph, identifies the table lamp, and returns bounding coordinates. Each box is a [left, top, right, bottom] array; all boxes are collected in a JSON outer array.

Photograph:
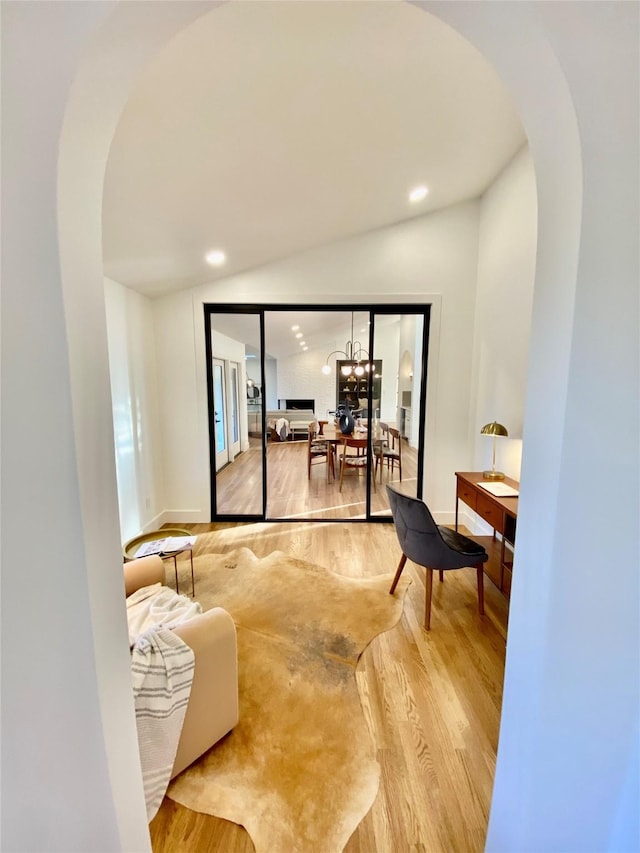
[[480, 421, 508, 480]]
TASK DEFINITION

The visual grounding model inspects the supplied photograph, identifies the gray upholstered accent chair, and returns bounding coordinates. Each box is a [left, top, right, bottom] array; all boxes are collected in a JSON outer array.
[[386, 485, 488, 630]]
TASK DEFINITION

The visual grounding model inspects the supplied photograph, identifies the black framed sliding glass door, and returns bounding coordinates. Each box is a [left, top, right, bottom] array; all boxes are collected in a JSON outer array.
[[204, 304, 430, 522]]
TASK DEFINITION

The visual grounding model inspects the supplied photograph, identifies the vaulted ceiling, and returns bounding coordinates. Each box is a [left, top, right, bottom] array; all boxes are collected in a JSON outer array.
[[102, 1, 526, 299]]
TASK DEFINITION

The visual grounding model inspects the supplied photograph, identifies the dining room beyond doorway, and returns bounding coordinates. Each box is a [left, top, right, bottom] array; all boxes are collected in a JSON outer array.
[[206, 304, 430, 522]]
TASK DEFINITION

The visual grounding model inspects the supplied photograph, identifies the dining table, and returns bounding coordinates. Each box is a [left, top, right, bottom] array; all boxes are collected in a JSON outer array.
[[314, 422, 388, 483]]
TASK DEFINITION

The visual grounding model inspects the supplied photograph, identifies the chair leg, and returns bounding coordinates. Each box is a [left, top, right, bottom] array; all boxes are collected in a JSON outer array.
[[389, 553, 407, 594], [476, 564, 485, 616], [425, 567, 434, 631], [338, 452, 346, 492], [438, 569, 444, 582]]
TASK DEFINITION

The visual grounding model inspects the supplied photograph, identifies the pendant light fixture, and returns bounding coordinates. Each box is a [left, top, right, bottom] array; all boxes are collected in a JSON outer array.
[[321, 312, 370, 376]]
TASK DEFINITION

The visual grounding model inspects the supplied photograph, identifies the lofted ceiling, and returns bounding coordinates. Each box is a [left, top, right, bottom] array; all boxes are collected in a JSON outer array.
[[211, 308, 382, 361], [102, 1, 526, 300]]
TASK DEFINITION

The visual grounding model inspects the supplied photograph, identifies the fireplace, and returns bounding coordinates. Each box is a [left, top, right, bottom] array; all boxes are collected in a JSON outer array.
[[281, 398, 315, 410]]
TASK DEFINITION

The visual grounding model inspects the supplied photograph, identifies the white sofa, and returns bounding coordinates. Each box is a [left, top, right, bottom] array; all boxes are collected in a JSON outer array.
[[124, 555, 239, 778]]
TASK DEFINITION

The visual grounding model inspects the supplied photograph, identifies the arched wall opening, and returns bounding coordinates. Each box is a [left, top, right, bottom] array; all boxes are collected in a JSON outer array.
[[56, 2, 575, 848], [46, 2, 636, 851]]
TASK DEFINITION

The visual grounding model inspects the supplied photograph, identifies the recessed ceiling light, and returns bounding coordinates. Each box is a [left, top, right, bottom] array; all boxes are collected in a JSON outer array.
[[409, 185, 429, 203], [205, 249, 226, 266], [291, 325, 300, 331], [302, 346, 308, 351], [295, 332, 303, 338], [299, 341, 306, 347]]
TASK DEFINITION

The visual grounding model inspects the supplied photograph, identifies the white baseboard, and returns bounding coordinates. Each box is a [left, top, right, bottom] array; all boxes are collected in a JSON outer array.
[[141, 511, 165, 533], [143, 510, 206, 530], [433, 510, 457, 526], [433, 507, 494, 537]]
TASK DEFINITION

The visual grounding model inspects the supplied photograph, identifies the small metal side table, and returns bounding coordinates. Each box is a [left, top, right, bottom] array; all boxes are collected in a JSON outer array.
[[123, 526, 196, 597]]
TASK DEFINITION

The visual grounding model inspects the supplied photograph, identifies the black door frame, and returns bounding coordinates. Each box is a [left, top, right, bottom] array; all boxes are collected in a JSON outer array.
[[204, 302, 431, 523]]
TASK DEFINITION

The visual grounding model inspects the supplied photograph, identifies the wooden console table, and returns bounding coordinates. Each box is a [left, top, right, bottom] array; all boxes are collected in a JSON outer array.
[[455, 471, 519, 597]]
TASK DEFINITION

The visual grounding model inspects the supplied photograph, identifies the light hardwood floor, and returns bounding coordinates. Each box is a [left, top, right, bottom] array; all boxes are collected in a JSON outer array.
[[150, 520, 508, 852], [216, 436, 419, 519]]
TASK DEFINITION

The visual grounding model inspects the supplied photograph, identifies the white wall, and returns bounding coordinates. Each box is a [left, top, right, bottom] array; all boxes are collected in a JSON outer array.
[[154, 291, 210, 523], [270, 317, 401, 424], [105, 277, 165, 540], [1, 3, 219, 851], [427, 3, 639, 851], [471, 145, 537, 482], [156, 200, 480, 520], [1, 3, 146, 851], [272, 339, 338, 419]]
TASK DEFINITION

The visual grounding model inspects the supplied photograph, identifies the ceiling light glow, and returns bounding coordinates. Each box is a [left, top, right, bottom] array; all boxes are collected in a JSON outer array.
[[205, 249, 226, 266], [409, 185, 429, 203]]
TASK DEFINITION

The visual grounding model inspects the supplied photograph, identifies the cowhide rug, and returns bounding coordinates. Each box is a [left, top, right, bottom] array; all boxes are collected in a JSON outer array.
[[166, 547, 410, 853]]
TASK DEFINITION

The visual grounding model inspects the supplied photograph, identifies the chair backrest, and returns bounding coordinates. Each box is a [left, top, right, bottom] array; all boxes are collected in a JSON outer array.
[[342, 436, 367, 447], [386, 485, 465, 569], [341, 436, 367, 454], [388, 427, 401, 455], [308, 422, 324, 452]]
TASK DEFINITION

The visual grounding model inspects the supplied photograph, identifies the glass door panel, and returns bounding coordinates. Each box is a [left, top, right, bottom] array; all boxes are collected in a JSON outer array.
[[209, 312, 264, 517], [370, 312, 426, 517], [264, 309, 376, 520]]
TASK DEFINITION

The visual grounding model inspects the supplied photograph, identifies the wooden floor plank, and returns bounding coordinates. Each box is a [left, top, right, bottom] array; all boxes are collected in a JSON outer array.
[[150, 520, 507, 852]]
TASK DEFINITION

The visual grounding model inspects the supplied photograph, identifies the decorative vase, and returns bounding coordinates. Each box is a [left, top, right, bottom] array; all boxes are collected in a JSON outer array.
[[338, 404, 356, 435]]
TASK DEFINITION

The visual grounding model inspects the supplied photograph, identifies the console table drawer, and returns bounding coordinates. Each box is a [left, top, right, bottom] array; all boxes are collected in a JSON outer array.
[[476, 492, 504, 534], [455, 471, 519, 601], [456, 481, 477, 511]]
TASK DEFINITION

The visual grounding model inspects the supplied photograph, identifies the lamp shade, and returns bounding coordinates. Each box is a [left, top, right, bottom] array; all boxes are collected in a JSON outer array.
[[480, 421, 508, 437]]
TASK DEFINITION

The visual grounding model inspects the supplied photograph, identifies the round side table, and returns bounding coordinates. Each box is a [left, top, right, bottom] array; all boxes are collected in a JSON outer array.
[[123, 527, 195, 597]]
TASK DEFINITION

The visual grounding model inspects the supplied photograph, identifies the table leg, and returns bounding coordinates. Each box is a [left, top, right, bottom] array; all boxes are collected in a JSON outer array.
[[165, 550, 195, 596], [172, 554, 179, 594]]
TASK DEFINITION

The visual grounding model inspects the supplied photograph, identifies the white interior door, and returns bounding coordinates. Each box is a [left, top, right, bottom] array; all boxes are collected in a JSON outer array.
[[227, 361, 241, 460], [213, 358, 229, 471]]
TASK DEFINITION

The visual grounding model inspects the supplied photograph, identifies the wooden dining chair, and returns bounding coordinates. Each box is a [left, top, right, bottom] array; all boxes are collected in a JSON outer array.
[[375, 426, 402, 482], [307, 422, 334, 481], [338, 436, 376, 493]]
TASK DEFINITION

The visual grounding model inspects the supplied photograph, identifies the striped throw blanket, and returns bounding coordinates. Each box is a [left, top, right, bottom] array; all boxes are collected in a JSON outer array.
[[128, 586, 201, 820]]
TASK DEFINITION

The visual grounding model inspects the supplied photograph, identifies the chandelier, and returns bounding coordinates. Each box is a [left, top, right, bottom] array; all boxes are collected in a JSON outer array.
[[320, 312, 371, 377]]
